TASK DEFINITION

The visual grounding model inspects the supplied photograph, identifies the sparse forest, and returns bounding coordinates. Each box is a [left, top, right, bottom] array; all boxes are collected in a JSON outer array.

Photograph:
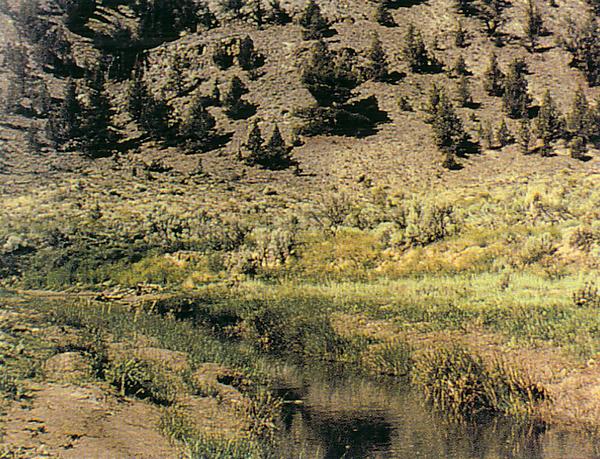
[[0, 0, 599, 457]]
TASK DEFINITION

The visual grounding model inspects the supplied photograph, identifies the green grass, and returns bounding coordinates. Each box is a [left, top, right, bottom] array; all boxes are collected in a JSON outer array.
[[411, 345, 547, 420]]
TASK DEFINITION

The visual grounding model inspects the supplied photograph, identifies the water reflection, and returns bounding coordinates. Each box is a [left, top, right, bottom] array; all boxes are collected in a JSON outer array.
[[271, 362, 599, 459]]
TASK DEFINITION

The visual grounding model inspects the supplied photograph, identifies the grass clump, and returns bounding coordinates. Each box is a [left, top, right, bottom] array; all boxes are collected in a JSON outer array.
[[0, 371, 25, 401], [105, 356, 177, 405], [160, 403, 277, 459], [412, 345, 547, 420], [362, 339, 413, 377], [572, 282, 599, 308], [188, 435, 272, 459]]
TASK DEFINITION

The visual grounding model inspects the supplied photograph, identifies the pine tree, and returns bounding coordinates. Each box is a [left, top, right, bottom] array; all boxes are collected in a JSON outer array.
[[301, 39, 355, 107], [479, 0, 504, 38], [263, 124, 291, 168], [167, 52, 186, 96], [397, 95, 412, 111], [424, 83, 443, 122], [569, 136, 586, 159], [246, 0, 266, 27], [524, 0, 543, 51], [213, 41, 234, 70], [562, 16, 600, 86], [211, 79, 221, 106], [517, 118, 531, 154], [431, 89, 467, 154], [482, 53, 504, 96], [266, 0, 290, 25], [48, 79, 82, 147], [535, 90, 564, 146], [178, 94, 217, 152], [238, 35, 263, 71], [244, 119, 264, 164], [221, 0, 243, 18], [139, 93, 171, 139], [79, 76, 118, 157], [374, 0, 395, 27], [496, 118, 513, 147], [454, 21, 467, 47], [590, 98, 600, 138], [402, 23, 433, 73], [456, 75, 472, 107], [299, 0, 330, 40], [567, 86, 591, 139], [452, 55, 469, 77], [478, 121, 494, 149], [502, 59, 530, 119], [365, 34, 388, 82], [441, 150, 460, 170], [223, 76, 254, 119], [128, 66, 146, 120]]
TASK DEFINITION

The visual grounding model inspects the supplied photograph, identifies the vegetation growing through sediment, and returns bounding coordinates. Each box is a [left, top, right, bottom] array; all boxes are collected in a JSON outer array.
[[0, 0, 599, 452], [1, 296, 283, 457]]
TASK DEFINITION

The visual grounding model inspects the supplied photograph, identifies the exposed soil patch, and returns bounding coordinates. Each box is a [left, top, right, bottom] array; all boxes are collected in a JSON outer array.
[[2, 383, 180, 458]]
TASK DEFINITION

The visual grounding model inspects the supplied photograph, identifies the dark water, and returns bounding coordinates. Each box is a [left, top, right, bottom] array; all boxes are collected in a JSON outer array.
[[269, 362, 600, 459]]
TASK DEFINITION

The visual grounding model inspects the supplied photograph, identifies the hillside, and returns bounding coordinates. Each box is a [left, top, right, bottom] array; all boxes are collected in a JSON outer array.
[[1, 0, 600, 457], [0, 0, 598, 201]]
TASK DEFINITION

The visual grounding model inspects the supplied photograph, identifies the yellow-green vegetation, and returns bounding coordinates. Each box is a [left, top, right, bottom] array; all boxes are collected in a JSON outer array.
[[0, 295, 284, 457], [411, 346, 547, 420], [0, 172, 599, 432]]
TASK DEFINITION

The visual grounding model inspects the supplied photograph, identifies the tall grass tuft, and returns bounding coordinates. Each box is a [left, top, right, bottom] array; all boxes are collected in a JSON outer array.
[[412, 346, 547, 420]]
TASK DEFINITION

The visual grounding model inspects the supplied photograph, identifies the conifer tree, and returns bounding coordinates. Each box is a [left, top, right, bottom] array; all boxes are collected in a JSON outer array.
[[535, 90, 564, 147], [517, 118, 531, 154], [267, 0, 290, 24], [263, 124, 291, 168], [246, 0, 266, 27], [397, 95, 412, 111], [454, 21, 468, 47], [211, 79, 221, 106], [496, 118, 512, 147], [502, 59, 530, 118], [299, 0, 330, 40], [137, 87, 171, 139], [301, 39, 355, 106], [221, 0, 243, 18], [452, 55, 469, 77], [478, 121, 494, 149], [424, 83, 443, 122], [178, 94, 217, 152], [562, 16, 600, 86], [47, 79, 82, 147], [524, 0, 543, 51], [567, 86, 591, 139], [402, 23, 433, 73], [365, 34, 389, 82], [128, 66, 146, 120], [430, 89, 467, 155], [456, 75, 472, 107], [569, 136, 586, 159], [79, 75, 117, 157], [213, 41, 234, 69], [167, 52, 186, 96], [223, 76, 254, 119], [374, 0, 395, 27], [238, 35, 263, 71], [244, 119, 264, 164], [482, 53, 504, 96], [590, 98, 600, 138]]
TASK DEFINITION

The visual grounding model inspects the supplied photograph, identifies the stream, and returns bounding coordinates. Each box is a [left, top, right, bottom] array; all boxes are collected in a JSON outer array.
[[268, 361, 599, 459]]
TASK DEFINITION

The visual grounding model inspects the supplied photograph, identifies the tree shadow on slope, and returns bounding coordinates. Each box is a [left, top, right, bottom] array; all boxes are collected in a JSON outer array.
[[296, 96, 389, 138]]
